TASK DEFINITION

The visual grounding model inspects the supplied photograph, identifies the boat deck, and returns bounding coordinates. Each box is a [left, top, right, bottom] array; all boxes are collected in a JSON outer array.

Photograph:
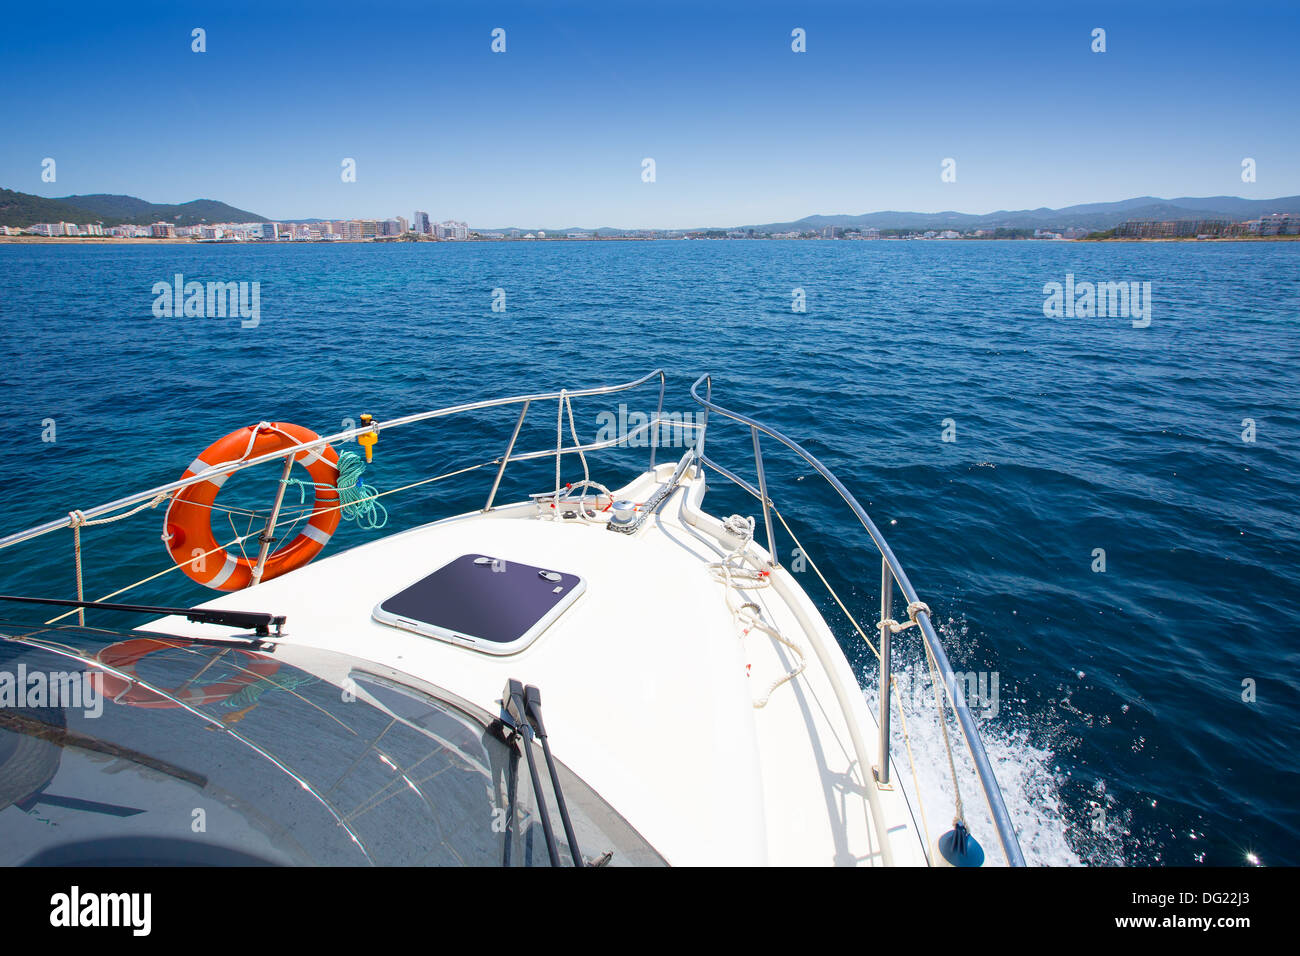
[[150, 463, 927, 866]]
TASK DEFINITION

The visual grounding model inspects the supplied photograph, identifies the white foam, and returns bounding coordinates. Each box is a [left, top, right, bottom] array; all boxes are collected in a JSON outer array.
[[862, 616, 1091, 866]]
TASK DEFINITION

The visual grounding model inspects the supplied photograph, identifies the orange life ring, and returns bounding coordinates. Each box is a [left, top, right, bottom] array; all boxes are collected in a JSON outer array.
[[96, 637, 280, 709], [164, 422, 340, 591]]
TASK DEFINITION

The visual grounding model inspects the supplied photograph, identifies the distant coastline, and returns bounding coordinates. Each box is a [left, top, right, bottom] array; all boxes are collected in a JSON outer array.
[[1076, 234, 1300, 243], [3, 234, 1298, 246], [6, 187, 1300, 242]]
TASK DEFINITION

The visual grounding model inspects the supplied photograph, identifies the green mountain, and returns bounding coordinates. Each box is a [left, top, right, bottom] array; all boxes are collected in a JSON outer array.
[[486, 195, 1300, 235], [733, 195, 1300, 234], [0, 188, 268, 228], [0, 189, 96, 228], [56, 194, 268, 226], [49, 194, 158, 221]]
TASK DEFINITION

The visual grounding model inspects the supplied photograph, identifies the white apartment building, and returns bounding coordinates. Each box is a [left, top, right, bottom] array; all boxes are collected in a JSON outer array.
[[434, 220, 469, 240]]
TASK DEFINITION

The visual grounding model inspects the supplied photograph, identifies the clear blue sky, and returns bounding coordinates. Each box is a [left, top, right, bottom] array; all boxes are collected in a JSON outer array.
[[3, 0, 1296, 228]]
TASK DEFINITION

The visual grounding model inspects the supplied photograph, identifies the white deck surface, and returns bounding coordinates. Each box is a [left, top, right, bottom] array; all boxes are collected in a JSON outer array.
[[150, 463, 928, 866]]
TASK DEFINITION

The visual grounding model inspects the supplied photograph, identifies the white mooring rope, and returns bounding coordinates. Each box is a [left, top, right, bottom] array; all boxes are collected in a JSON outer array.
[[707, 514, 807, 708], [65, 495, 169, 625]]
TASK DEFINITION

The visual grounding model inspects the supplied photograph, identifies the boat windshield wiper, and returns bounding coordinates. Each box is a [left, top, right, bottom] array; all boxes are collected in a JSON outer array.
[[502, 678, 583, 867], [0, 594, 286, 639], [524, 684, 583, 867]]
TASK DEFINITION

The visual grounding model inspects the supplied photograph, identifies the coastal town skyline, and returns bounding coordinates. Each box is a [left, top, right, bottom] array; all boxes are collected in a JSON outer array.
[[5, 189, 1298, 242], [11, 214, 1298, 242]]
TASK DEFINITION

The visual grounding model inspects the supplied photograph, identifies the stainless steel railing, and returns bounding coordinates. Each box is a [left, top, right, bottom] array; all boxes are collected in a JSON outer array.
[[0, 369, 670, 554], [0, 366, 1024, 865], [688, 373, 1026, 867]]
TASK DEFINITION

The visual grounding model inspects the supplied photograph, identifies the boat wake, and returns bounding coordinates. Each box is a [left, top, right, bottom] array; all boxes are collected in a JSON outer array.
[[859, 615, 1126, 867]]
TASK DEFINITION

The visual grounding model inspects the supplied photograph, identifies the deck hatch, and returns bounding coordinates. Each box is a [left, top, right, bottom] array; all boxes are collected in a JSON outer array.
[[372, 553, 585, 655]]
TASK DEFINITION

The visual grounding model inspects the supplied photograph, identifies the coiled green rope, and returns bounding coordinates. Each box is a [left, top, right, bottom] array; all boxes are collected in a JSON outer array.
[[334, 450, 388, 529], [283, 449, 388, 530]]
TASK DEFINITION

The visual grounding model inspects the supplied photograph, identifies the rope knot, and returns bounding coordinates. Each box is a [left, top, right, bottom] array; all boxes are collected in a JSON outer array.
[[68, 509, 87, 529], [721, 514, 756, 540], [878, 602, 931, 635]]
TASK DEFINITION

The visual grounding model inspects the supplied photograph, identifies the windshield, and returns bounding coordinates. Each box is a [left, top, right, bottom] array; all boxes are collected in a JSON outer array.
[[0, 622, 663, 866]]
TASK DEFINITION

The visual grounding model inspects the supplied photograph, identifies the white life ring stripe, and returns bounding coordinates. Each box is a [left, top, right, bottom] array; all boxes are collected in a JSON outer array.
[[208, 552, 239, 589], [187, 457, 228, 488], [297, 444, 325, 468], [300, 524, 332, 545]]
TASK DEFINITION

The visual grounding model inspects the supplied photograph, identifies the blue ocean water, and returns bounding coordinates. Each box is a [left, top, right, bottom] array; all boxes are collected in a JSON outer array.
[[0, 239, 1296, 866]]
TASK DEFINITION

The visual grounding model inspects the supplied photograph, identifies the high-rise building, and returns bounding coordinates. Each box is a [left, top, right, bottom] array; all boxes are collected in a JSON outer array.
[[413, 210, 430, 235]]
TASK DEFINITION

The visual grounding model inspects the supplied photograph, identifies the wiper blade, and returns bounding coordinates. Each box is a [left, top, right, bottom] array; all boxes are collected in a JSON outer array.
[[523, 684, 583, 867], [0, 594, 285, 638], [503, 678, 561, 867]]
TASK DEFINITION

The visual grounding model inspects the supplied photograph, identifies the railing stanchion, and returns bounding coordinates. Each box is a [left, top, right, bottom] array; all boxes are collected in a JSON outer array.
[[698, 375, 711, 462], [484, 400, 529, 512], [751, 427, 778, 567], [875, 557, 893, 787], [649, 372, 666, 471], [250, 455, 295, 586], [554, 392, 566, 503]]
